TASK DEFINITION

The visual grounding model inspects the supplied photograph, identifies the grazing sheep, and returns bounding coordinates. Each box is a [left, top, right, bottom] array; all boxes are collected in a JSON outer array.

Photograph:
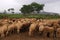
[[20, 18, 25, 22], [30, 18, 36, 23], [56, 28, 60, 38], [38, 22, 46, 36], [15, 21, 23, 33], [29, 22, 38, 36], [22, 20, 31, 27], [39, 25, 44, 36], [6, 22, 16, 34], [43, 26, 54, 38], [0, 24, 8, 37]]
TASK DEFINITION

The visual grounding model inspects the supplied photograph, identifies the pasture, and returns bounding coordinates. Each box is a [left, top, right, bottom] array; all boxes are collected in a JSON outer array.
[[0, 13, 60, 40], [0, 13, 60, 19]]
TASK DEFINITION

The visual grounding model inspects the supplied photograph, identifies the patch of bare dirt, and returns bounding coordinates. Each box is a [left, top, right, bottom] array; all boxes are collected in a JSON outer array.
[[0, 31, 60, 40]]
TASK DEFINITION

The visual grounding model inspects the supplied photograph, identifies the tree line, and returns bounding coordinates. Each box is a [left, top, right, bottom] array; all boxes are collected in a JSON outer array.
[[3, 2, 44, 14], [20, 2, 44, 14]]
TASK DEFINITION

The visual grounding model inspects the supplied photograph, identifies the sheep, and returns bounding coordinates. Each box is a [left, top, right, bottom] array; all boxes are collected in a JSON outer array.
[[56, 28, 60, 38], [39, 25, 44, 36], [15, 21, 23, 33], [29, 18, 37, 23], [53, 22, 60, 29], [20, 18, 25, 22], [14, 18, 31, 34], [6, 22, 16, 34], [43, 26, 54, 38], [0, 19, 9, 24], [29, 22, 38, 36], [22, 20, 31, 27], [0, 24, 8, 37], [38, 22, 47, 36]]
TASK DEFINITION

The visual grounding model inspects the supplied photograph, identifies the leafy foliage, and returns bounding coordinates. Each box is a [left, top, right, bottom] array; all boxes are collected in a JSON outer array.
[[31, 2, 44, 13], [20, 2, 44, 14], [8, 8, 14, 14], [20, 5, 34, 14]]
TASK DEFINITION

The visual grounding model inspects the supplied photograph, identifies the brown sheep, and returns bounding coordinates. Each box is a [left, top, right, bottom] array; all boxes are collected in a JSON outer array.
[[43, 26, 54, 38], [56, 28, 60, 38], [22, 20, 31, 27]]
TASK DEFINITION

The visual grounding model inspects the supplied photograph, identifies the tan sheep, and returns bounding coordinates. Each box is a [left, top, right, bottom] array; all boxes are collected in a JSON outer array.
[[6, 22, 16, 34], [29, 22, 38, 36], [15, 21, 23, 33], [0, 24, 8, 37], [38, 22, 46, 36], [29, 18, 36, 23], [39, 25, 44, 35]]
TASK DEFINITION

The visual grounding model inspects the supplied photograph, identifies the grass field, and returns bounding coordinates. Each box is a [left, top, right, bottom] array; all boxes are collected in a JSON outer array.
[[0, 13, 60, 19], [0, 13, 60, 40]]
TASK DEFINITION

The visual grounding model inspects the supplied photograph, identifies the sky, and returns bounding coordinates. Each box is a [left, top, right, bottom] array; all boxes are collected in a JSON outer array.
[[0, 0, 60, 14]]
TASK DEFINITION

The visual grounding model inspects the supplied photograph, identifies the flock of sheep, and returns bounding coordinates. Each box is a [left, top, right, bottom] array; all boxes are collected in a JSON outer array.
[[0, 18, 60, 38]]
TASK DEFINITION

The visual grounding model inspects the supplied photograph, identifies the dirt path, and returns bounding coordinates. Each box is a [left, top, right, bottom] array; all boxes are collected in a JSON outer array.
[[0, 32, 60, 40]]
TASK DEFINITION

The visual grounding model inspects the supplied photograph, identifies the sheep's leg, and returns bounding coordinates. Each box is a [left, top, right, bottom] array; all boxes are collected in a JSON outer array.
[[56, 32, 60, 38], [29, 31, 31, 36], [43, 31, 47, 38], [1, 33, 5, 37], [44, 33, 47, 38], [12, 29, 15, 33], [39, 31, 42, 35], [49, 32, 54, 38], [17, 29, 20, 34], [6, 31, 9, 36], [29, 30, 33, 36], [54, 30, 56, 38], [29, 29, 31, 36]]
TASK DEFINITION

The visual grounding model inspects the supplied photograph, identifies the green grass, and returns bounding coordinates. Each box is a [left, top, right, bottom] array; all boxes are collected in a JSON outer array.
[[0, 13, 60, 19]]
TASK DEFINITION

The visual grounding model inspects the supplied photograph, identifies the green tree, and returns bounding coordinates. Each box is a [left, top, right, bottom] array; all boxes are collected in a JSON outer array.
[[31, 2, 44, 13], [10, 8, 14, 14], [8, 8, 14, 14], [8, 8, 10, 13], [20, 2, 44, 15], [20, 5, 34, 14]]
